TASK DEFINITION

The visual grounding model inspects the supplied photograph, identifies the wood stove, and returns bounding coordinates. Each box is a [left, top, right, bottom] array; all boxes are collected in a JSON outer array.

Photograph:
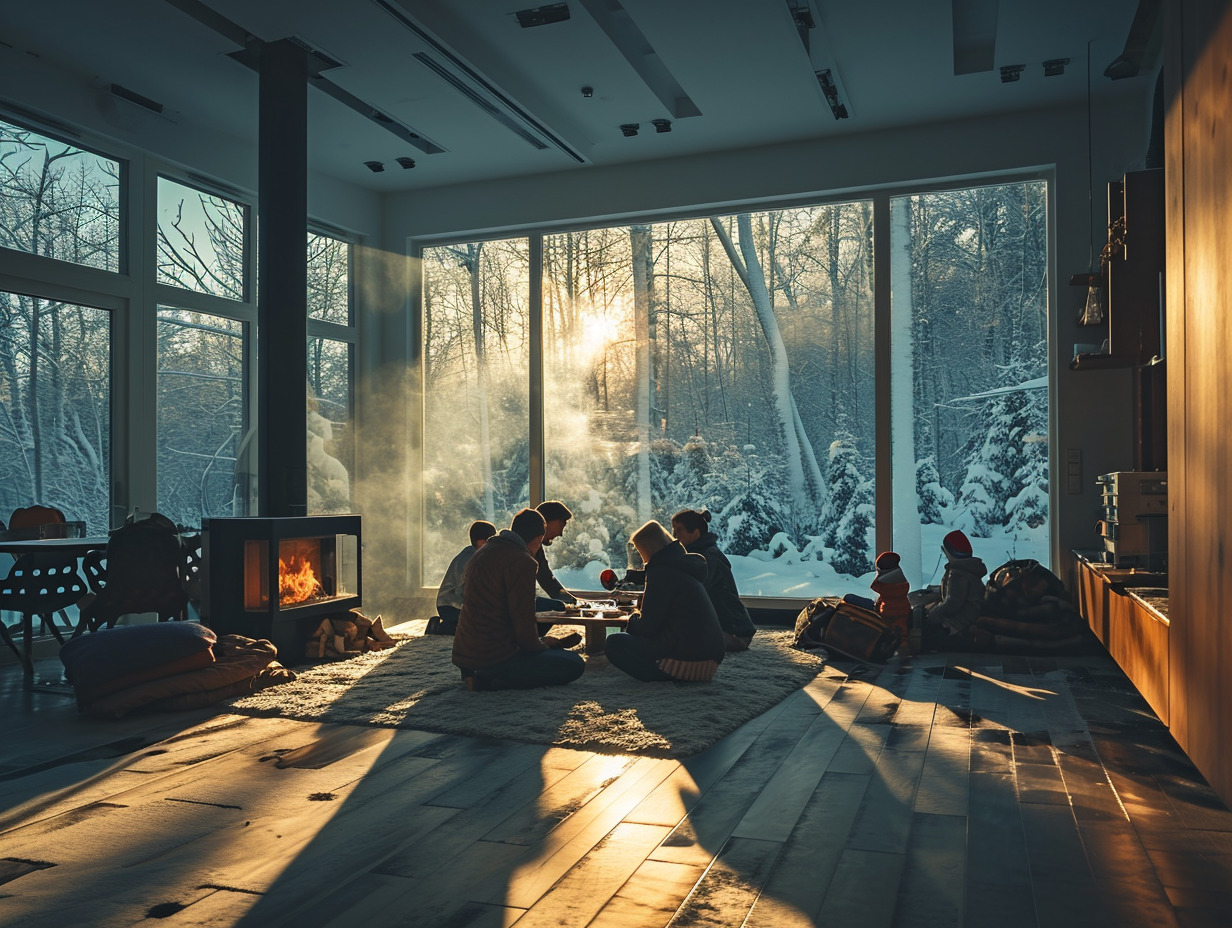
[[201, 515, 361, 664]]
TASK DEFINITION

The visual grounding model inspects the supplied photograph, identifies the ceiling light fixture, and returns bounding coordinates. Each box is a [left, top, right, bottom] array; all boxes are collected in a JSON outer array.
[[788, 0, 815, 50], [1000, 64, 1025, 83], [364, 160, 385, 172], [620, 123, 639, 137], [513, 3, 570, 28], [395, 156, 416, 169], [652, 118, 672, 133], [1043, 58, 1069, 77], [814, 69, 848, 119]]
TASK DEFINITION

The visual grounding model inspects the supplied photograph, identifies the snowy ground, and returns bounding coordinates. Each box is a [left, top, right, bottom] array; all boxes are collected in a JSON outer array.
[[556, 523, 1050, 601]]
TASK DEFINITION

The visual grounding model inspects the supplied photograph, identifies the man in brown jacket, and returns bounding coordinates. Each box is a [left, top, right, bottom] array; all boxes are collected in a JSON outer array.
[[452, 508, 585, 691]]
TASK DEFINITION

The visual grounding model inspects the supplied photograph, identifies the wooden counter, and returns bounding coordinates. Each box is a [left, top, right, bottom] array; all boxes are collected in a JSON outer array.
[[1073, 552, 1169, 724]]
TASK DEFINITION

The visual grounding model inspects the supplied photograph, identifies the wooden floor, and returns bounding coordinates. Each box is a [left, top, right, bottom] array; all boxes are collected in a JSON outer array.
[[1, 629, 1231, 928]]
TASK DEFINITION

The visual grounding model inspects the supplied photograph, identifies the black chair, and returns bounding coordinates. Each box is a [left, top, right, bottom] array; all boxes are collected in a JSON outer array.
[[0, 506, 92, 667]]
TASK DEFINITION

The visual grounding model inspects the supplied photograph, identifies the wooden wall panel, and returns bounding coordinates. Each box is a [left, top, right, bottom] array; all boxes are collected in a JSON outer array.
[[1164, 0, 1190, 763], [1168, 0, 1232, 805]]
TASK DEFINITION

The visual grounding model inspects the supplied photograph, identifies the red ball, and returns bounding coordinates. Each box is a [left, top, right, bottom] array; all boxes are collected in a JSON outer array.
[[599, 568, 618, 590]]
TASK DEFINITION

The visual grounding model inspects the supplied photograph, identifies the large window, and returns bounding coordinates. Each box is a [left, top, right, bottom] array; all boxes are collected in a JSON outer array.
[[156, 309, 247, 527], [0, 292, 110, 533], [421, 181, 1051, 599], [543, 206, 876, 596], [0, 119, 121, 272], [422, 238, 531, 584], [307, 231, 354, 514], [156, 176, 248, 300], [890, 181, 1050, 587]]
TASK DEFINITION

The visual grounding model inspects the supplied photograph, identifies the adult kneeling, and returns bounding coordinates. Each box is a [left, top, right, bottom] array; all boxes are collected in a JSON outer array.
[[452, 508, 585, 691], [605, 521, 726, 682]]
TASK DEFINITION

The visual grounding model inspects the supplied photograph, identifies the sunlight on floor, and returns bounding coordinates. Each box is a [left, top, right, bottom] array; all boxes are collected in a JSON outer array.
[[952, 665, 1056, 700]]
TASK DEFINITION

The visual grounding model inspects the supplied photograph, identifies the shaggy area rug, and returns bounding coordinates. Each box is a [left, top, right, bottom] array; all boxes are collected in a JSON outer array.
[[226, 629, 825, 757]]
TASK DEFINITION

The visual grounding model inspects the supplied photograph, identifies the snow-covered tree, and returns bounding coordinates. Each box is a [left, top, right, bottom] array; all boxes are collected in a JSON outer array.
[[831, 481, 875, 576], [1005, 397, 1049, 537], [916, 455, 953, 524], [717, 487, 784, 558], [820, 434, 869, 548]]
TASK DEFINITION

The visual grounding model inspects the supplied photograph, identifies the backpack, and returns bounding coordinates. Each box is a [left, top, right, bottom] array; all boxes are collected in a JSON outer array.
[[982, 559, 1068, 619], [79, 513, 189, 631], [792, 594, 902, 664]]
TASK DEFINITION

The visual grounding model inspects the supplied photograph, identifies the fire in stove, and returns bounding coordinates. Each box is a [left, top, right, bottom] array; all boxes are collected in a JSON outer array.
[[278, 540, 329, 606]]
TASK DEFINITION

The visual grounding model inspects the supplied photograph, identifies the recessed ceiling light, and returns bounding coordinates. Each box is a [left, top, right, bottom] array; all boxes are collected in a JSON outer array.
[[514, 4, 569, 28], [364, 160, 384, 172]]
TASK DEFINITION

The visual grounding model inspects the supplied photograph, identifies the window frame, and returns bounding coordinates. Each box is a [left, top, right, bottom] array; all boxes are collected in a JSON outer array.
[[411, 168, 1055, 605]]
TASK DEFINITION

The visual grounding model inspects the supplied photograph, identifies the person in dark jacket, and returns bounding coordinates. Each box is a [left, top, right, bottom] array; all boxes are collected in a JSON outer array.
[[533, 500, 578, 609], [670, 508, 757, 651], [605, 520, 726, 682], [452, 508, 584, 691], [917, 529, 989, 651]]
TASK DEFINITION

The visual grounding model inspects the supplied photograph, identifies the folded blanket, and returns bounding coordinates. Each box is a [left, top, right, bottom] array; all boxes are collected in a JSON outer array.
[[83, 635, 295, 718]]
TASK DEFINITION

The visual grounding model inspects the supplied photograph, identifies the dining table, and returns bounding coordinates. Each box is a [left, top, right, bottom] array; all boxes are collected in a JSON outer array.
[[0, 535, 110, 692]]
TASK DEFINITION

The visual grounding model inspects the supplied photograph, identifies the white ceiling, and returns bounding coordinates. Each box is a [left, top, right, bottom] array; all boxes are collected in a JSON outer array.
[[0, 0, 1158, 193]]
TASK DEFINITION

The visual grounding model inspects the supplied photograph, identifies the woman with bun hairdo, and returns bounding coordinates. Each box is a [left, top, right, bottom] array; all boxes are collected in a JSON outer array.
[[670, 508, 757, 651]]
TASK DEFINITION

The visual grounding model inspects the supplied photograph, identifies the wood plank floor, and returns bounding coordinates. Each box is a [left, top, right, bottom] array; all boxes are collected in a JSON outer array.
[[1, 630, 1230, 928]]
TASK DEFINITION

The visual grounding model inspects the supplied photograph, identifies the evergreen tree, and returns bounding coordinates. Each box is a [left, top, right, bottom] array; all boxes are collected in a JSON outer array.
[[710, 448, 784, 556], [1005, 390, 1049, 537], [916, 455, 953, 524], [831, 477, 875, 576], [820, 435, 865, 548], [954, 362, 1042, 536]]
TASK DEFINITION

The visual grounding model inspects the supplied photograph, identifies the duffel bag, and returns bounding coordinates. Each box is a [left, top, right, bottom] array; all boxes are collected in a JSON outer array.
[[823, 596, 902, 665], [792, 596, 839, 650]]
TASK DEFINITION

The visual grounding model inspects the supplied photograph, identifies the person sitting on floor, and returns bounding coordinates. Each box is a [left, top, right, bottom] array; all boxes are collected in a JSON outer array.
[[670, 507, 757, 651], [428, 520, 497, 635], [604, 520, 726, 682], [451, 508, 584, 691], [533, 500, 579, 611], [869, 550, 911, 644], [916, 529, 989, 651]]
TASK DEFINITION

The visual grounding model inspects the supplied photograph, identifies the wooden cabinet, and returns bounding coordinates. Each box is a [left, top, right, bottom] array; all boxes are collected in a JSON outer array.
[[1074, 554, 1169, 724]]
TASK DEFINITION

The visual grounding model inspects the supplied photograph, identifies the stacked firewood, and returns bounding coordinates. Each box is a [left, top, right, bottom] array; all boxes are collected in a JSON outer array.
[[306, 609, 396, 660]]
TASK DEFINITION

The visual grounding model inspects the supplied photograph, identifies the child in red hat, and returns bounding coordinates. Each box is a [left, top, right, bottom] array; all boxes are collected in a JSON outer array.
[[870, 551, 911, 645], [917, 529, 989, 650]]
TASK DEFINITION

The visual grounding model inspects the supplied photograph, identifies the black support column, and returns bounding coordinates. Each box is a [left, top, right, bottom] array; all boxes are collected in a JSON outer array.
[[256, 39, 308, 517]]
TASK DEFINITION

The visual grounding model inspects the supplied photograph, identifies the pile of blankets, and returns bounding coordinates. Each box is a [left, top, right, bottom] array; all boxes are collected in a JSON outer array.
[[59, 621, 295, 718]]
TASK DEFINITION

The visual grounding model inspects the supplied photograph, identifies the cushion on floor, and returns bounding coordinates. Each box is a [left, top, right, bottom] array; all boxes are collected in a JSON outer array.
[[59, 621, 216, 690]]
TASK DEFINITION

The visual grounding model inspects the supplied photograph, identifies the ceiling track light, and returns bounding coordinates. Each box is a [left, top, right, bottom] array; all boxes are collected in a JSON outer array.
[[814, 69, 848, 119], [1000, 64, 1025, 83], [620, 123, 639, 137], [1043, 58, 1070, 77], [395, 156, 416, 169], [364, 160, 385, 172], [652, 118, 672, 133]]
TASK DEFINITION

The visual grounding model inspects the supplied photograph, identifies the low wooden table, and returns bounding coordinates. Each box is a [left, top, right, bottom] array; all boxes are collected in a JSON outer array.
[[538, 610, 630, 654]]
